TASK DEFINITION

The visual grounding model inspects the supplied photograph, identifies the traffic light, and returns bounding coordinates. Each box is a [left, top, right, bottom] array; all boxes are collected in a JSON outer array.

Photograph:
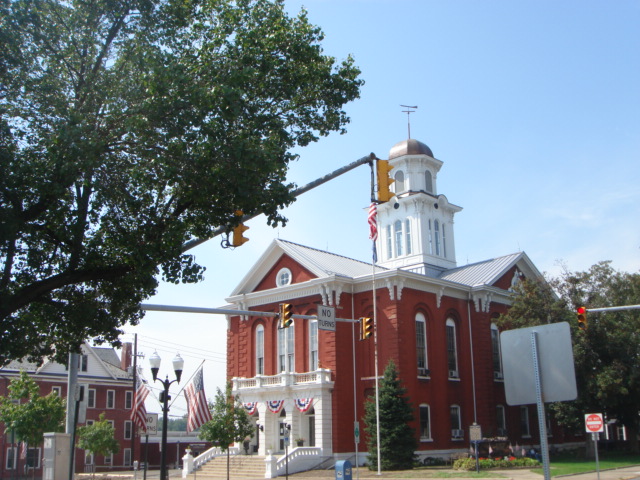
[[280, 303, 293, 328], [360, 317, 373, 340], [232, 210, 249, 247], [577, 306, 588, 330], [376, 159, 394, 202]]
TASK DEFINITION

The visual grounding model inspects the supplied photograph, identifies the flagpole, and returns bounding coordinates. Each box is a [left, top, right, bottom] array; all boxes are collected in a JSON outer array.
[[372, 256, 381, 476]]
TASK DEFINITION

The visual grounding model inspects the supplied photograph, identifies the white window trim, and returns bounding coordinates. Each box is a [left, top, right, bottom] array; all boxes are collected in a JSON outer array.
[[5, 447, 17, 470], [446, 318, 458, 378], [309, 320, 318, 372], [88, 388, 96, 408], [419, 404, 432, 441], [125, 390, 133, 410], [415, 313, 428, 377], [276, 268, 292, 287], [106, 390, 116, 409], [124, 420, 133, 440], [256, 324, 265, 375]]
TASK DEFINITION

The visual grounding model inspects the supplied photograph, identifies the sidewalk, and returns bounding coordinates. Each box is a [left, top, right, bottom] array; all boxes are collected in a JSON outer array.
[[83, 465, 640, 480]]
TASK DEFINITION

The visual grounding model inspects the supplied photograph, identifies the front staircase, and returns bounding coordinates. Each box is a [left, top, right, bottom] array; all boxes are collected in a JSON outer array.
[[185, 454, 267, 479]]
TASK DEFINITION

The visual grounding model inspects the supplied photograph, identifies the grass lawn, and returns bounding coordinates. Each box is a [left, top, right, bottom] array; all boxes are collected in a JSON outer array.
[[532, 453, 640, 476]]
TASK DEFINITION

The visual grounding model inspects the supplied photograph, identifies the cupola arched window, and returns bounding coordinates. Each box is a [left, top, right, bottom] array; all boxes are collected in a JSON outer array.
[[434, 220, 441, 256], [425, 170, 433, 193], [394, 220, 403, 256]]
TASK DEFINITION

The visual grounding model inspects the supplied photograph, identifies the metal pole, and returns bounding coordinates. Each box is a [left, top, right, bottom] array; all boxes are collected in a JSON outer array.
[[530, 332, 551, 480], [159, 379, 172, 480], [143, 435, 148, 480], [594, 432, 601, 480]]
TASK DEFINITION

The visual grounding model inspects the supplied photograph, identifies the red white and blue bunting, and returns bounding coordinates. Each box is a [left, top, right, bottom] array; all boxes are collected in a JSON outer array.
[[266, 399, 284, 413], [243, 402, 257, 415], [295, 398, 313, 413]]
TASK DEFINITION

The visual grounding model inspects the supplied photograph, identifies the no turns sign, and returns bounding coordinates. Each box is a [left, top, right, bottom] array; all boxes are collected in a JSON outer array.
[[585, 413, 604, 433]]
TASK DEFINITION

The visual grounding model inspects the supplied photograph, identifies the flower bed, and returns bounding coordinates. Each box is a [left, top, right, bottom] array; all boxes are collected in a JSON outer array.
[[453, 456, 541, 471]]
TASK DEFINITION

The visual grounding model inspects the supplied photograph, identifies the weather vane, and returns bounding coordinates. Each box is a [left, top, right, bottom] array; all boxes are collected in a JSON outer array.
[[400, 105, 417, 139]]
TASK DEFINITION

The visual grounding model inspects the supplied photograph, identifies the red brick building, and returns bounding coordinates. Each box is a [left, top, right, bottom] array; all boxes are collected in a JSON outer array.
[[225, 138, 579, 466], [0, 342, 141, 477]]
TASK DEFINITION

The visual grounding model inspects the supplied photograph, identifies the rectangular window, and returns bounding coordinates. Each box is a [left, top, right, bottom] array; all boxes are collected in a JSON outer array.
[[419, 405, 431, 440], [104, 452, 112, 465], [124, 420, 132, 440], [278, 328, 286, 372], [52, 386, 62, 396], [520, 406, 531, 437], [386, 225, 392, 259], [286, 325, 295, 371], [125, 390, 133, 410], [309, 321, 318, 371], [496, 405, 506, 436], [450, 405, 462, 439], [80, 354, 88, 372], [26, 448, 41, 468], [123, 448, 132, 467], [5, 447, 17, 470], [85, 451, 94, 465], [106, 390, 115, 409], [394, 220, 403, 256], [88, 389, 96, 408]]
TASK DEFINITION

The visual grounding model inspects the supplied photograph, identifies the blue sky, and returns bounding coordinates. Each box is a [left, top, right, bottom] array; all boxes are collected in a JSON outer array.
[[124, 0, 640, 416]]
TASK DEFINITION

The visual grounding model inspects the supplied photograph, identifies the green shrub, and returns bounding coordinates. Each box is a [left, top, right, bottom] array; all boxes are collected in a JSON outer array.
[[453, 456, 541, 471]]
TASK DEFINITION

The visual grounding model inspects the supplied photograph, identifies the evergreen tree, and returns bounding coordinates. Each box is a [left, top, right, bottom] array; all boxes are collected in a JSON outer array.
[[363, 360, 417, 470]]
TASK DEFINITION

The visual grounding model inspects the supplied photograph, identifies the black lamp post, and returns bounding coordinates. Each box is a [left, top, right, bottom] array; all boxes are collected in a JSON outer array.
[[149, 352, 184, 480]]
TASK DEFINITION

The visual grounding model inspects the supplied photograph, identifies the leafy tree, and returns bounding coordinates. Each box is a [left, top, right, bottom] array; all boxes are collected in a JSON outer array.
[[363, 359, 417, 470], [199, 382, 254, 480], [498, 262, 640, 453], [0, 0, 362, 365], [0, 371, 66, 447], [76, 412, 120, 477]]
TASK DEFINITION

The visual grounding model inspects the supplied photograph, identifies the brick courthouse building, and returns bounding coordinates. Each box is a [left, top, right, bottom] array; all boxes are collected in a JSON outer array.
[[224, 137, 579, 465]]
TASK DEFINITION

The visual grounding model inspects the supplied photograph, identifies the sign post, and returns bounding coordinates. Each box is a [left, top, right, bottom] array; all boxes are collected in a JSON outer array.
[[585, 413, 603, 480], [469, 424, 482, 473], [316, 305, 336, 331]]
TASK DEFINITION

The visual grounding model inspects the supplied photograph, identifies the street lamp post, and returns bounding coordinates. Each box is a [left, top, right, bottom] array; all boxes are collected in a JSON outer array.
[[149, 352, 184, 480]]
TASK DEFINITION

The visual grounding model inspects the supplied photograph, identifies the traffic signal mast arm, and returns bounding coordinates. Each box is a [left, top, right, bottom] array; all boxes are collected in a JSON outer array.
[[580, 305, 640, 313], [181, 153, 376, 252], [141, 303, 360, 323]]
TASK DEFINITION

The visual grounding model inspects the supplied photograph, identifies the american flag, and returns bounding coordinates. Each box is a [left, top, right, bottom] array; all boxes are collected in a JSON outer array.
[[131, 376, 149, 432], [368, 203, 378, 263], [185, 367, 212, 432]]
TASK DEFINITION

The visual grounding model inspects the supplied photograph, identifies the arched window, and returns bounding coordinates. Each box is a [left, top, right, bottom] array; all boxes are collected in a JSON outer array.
[[415, 313, 428, 376], [405, 219, 412, 255], [419, 404, 431, 440], [428, 220, 433, 255], [491, 323, 503, 379], [394, 170, 405, 193], [386, 225, 392, 259], [434, 220, 441, 256], [394, 220, 403, 256], [278, 322, 295, 372], [446, 318, 458, 378], [256, 324, 264, 375], [425, 170, 433, 193], [309, 320, 318, 371]]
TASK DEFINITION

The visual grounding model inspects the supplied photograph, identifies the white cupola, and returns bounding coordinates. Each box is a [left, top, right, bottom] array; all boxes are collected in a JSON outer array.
[[375, 138, 462, 275]]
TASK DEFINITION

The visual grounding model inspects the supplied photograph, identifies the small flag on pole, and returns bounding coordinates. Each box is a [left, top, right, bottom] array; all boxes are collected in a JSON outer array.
[[185, 367, 212, 432], [368, 203, 378, 263], [131, 376, 150, 432]]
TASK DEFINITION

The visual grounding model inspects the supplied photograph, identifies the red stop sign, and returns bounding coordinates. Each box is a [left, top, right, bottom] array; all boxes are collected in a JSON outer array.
[[585, 413, 604, 432]]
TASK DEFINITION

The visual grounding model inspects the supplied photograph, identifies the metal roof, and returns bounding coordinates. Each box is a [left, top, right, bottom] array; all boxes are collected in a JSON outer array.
[[438, 253, 523, 287], [277, 239, 387, 278]]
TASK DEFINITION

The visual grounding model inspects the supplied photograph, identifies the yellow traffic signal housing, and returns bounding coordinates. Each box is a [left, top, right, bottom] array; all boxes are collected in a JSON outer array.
[[232, 210, 249, 247], [376, 159, 395, 203], [577, 306, 588, 330], [280, 303, 293, 328], [360, 317, 373, 340]]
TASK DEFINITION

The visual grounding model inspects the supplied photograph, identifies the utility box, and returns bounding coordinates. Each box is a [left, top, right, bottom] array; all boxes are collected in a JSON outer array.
[[335, 460, 352, 480], [43, 432, 71, 480]]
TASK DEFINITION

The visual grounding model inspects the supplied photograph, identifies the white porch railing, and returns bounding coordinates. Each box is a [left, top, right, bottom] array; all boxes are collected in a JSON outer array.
[[232, 369, 332, 391], [275, 447, 324, 476]]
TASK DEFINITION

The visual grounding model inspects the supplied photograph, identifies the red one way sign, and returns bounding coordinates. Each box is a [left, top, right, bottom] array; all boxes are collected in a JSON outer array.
[[585, 413, 604, 433]]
